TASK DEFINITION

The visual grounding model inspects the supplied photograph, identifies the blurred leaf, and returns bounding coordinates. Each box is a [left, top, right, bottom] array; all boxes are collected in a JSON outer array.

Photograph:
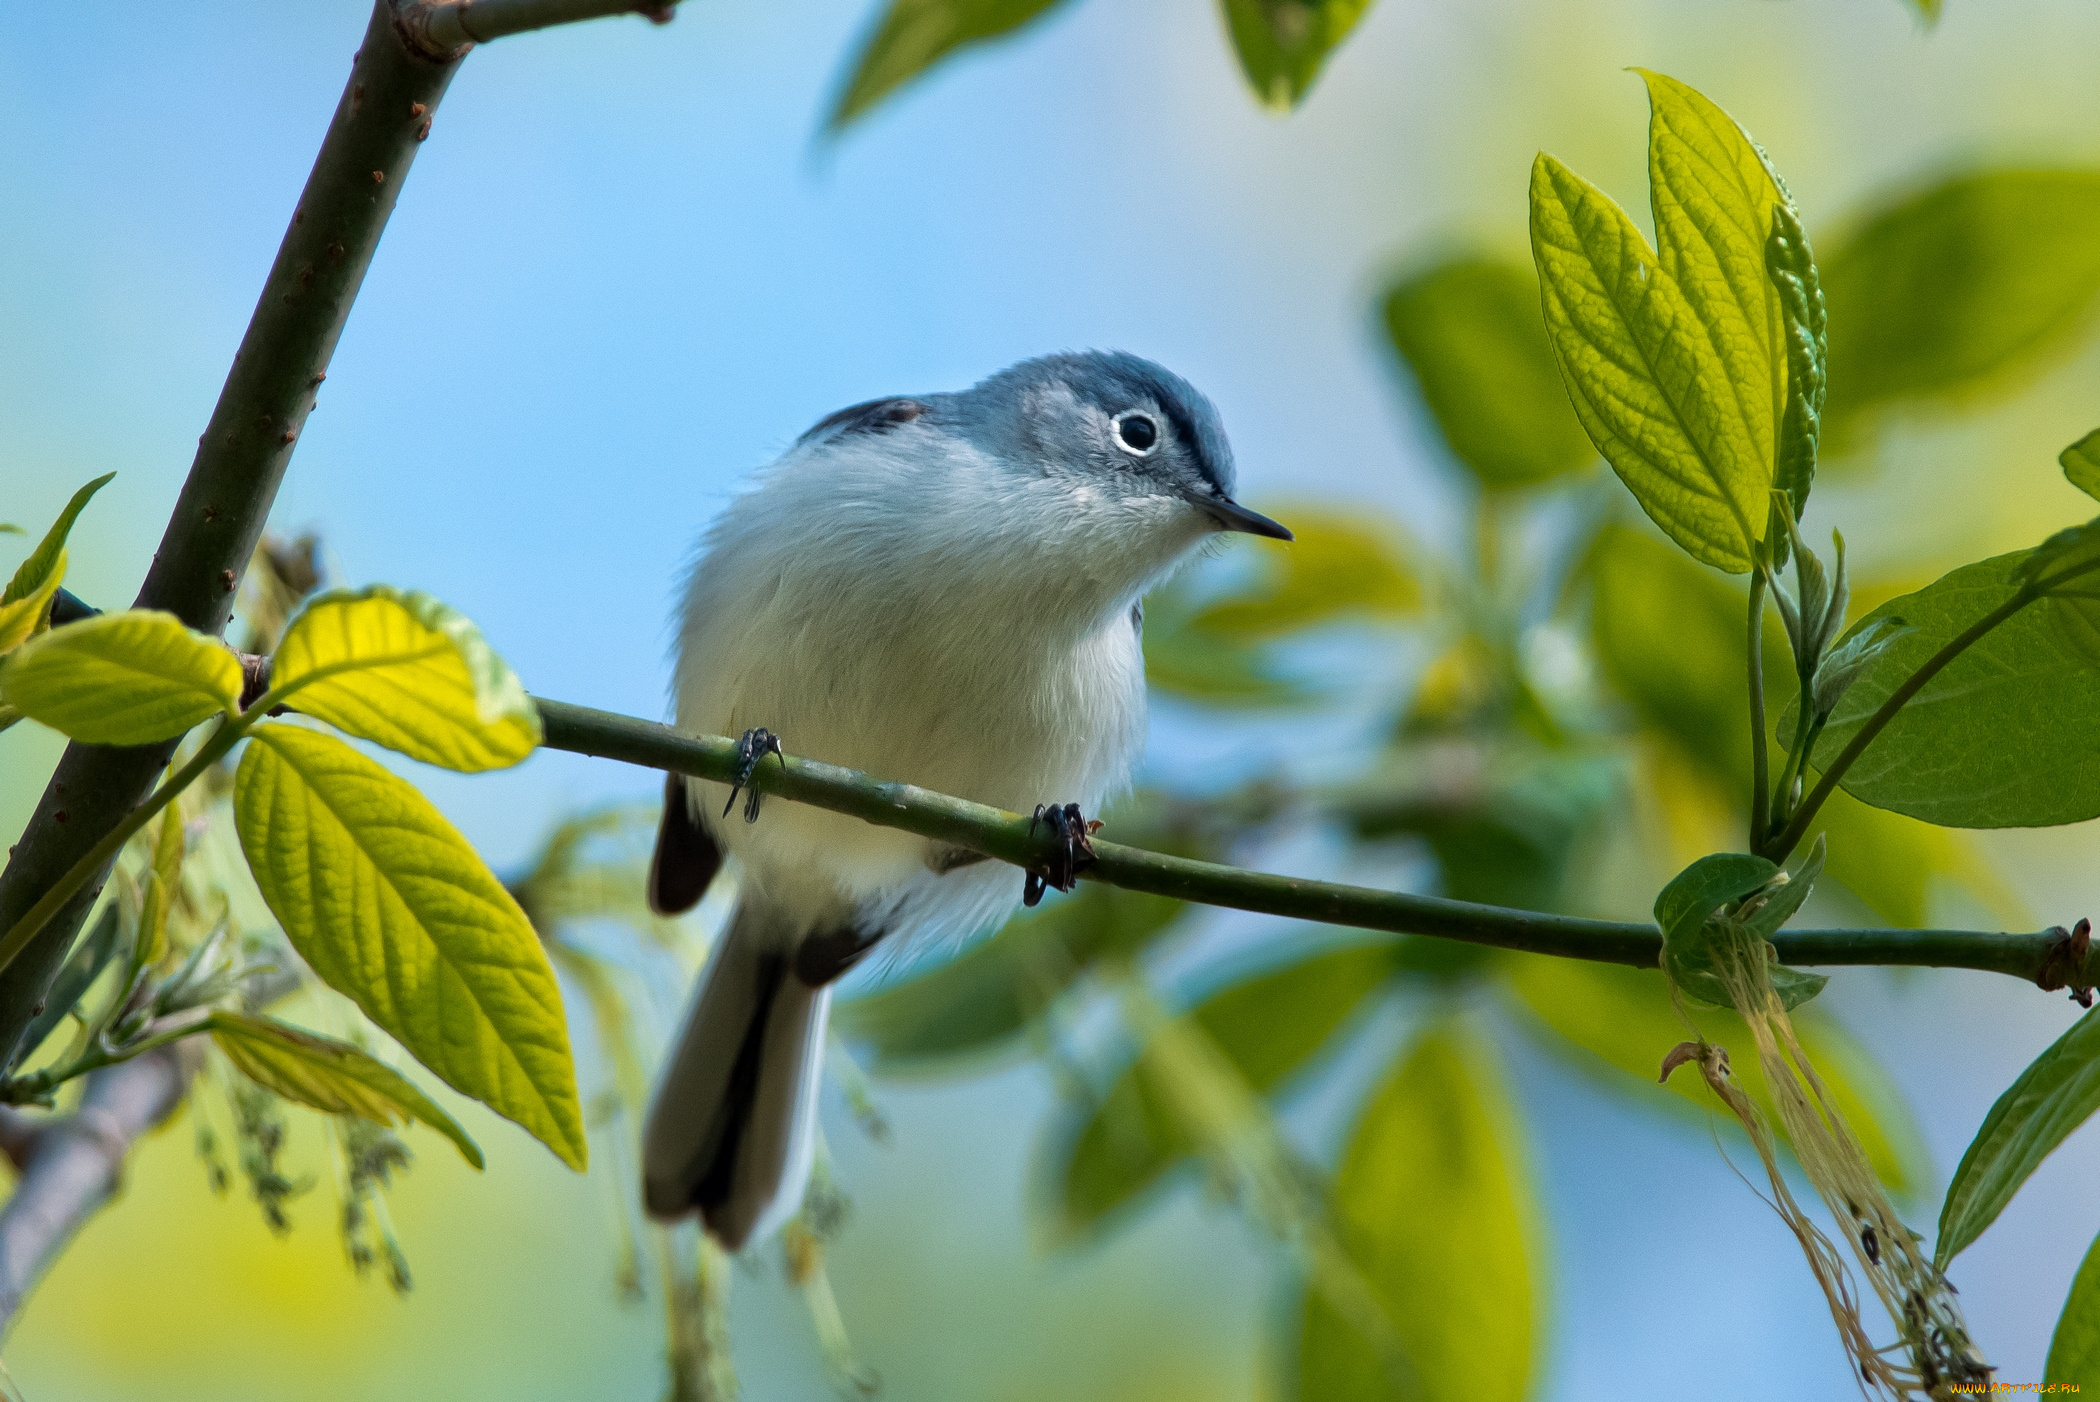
[[1936, 1004, 2100, 1266], [1504, 955, 1926, 1193], [19, 903, 122, 1061], [1218, 0, 1374, 111], [134, 800, 186, 971], [1044, 938, 1404, 1237], [1298, 1025, 1537, 1402], [274, 586, 540, 773], [2064, 428, 2100, 503], [1382, 255, 1593, 489], [0, 472, 111, 653], [234, 723, 585, 1171], [2048, 1229, 2100, 1386], [1530, 73, 1791, 574], [1144, 511, 1415, 706], [1801, 549, 2100, 826], [1814, 786, 2016, 929], [211, 1010, 484, 1169], [0, 609, 239, 744], [827, 0, 1072, 131], [1821, 170, 2100, 445], [1344, 744, 1619, 911], [1588, 525, 1783, 788], [837, 882, 1187, 1071]]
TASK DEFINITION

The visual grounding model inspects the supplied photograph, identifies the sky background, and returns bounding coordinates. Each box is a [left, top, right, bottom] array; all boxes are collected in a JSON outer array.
[[4, 0, 2100, 1398]]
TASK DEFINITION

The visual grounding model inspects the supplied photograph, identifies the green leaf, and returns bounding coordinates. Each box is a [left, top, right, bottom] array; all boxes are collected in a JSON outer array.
[[209, 1010, 484, 1169], [1801, 550, 2100, 826], [826, 0, 1072, 131], [1183, 510, 1418, 638], [2048, 1229, 2100, 1387], [1218, 0, 1374, 111], [1504, 955, 1925, 1193], [1530, 152, 1769, 572], [1654, 850, 1827, 1011], [0, 609, 240, 744], [2063, 429, 2100, 503], [1298, 1025, 1537, 1402], [0, 473, 112, 653], [1937, 1004, 2100, 1266], [233, 724, 585, 1170], [835, 880, 1189, 1071], [1821, 170, 2100, 444], [273, 586, 541, 773], [1381, 254, 1594, 489], [1043, 939, 1402, 1238], [1766, 200, 1827, 519]]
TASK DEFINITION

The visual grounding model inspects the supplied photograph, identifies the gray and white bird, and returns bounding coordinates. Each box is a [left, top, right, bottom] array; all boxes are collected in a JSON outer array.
[[640, 351, 1290, 1248]]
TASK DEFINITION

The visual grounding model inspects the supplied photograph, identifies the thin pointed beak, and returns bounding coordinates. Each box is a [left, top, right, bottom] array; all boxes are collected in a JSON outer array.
[[1206, 497, 1293, 541]]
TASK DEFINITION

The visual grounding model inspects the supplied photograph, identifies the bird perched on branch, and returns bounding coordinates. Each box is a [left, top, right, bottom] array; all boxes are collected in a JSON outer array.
[[641, 351, 1291, 1248]]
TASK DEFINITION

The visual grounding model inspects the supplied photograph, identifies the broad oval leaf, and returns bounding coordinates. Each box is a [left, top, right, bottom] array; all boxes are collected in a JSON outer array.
[[274, 586, 540, 773], [1504, 955, 1926, 1193], [1220, 0, 1375, 112], [1821, 170, 2100, 445], [2064, 428, 2100, 503], [0, 609, 239, 744], [0, 472, 112, 653], [1937, 1004, 2100, 1266], [1530, 152, 1768, 572], [827, 0, 1071, 132], [210, 1009, 484, 1169], [1298, 1025, 1538, 1402], [1043, 938, 1403, 1239], [1382, 254, 1594, 489], [2048, 1229, 2100, 1387], [1654, 850, 1826, 1013], [233, 724, 585, 1170], [1803, 550, 2100, 827]]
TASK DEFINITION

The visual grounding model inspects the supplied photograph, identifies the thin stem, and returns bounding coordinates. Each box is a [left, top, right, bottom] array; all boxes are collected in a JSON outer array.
[[533, 698, 2079, 986], [0, 721, 244, 983], [1748, 567, 1771, 850], [1764, 589, 2038, 864], [399, 0, 678, 54]]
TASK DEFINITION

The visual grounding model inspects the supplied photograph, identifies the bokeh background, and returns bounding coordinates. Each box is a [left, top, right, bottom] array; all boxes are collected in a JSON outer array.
[[5, 0, 2100, 1397]]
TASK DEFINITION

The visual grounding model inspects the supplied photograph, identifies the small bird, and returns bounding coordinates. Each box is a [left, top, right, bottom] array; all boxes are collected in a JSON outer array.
[[640, 351, 1291, 1248]]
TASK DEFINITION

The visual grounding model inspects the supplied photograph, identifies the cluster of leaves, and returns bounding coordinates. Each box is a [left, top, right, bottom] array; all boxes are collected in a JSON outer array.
[[0, 498, 588, 1278], [819, 71, 2100, 1400]]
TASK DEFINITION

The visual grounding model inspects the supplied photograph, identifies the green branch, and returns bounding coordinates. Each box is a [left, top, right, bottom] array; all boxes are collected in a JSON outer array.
[[1748, 567, 1771, 849], [533, 699, 2085, 988]]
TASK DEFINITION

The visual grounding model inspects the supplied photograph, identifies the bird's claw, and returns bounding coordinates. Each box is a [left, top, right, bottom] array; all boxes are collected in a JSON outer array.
[[722, 728, 786, 824], [1024, 802, 1097, 907]]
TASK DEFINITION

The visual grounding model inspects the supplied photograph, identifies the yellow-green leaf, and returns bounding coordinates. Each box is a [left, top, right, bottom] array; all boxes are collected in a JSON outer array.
[[209, 1010, 484, 1169], [1298, 1025, 1537, 1402], [1382, 254, 1595, 489], [1219, 0, 1375, 112], [0, 609, 239, 744], [0, 473, 112, 653], [1530, 153, 1768, 572], [827, 0, 1072, 132], [273, 586, 540, 773], [233, 724, 584, 1170], [2064, 429, 2100, 503], [1187, 509, 1418, 638], [1503, 955, 1926, 1194]]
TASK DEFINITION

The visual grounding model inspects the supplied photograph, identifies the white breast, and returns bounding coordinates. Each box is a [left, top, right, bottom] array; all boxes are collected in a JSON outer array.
[[671, 431, 1190, 945]]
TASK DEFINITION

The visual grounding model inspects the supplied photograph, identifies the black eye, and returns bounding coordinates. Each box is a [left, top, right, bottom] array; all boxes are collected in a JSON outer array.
[[1111, 411, 1159, 455]]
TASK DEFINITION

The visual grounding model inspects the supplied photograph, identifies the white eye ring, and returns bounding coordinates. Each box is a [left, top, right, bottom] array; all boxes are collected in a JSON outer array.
[[1110, 410, 1161, 457]]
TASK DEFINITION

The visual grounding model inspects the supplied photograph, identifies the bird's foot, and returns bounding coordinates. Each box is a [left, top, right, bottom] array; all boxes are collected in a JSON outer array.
[[1024, 802, 1099, 907], [721, 728, 786, 823]]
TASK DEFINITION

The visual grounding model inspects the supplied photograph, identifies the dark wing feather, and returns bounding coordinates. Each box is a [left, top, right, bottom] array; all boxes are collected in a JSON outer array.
[[797, 397, 925, 444], [648, 773, 723, 916]]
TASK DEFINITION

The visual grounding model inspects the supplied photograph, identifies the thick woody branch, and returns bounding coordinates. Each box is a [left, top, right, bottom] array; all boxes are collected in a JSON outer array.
[[0, 1044, 199, 1337], [533, 699, 2093, 991], [398, 0, 677, 56], [0, 3, 462, 1071]]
